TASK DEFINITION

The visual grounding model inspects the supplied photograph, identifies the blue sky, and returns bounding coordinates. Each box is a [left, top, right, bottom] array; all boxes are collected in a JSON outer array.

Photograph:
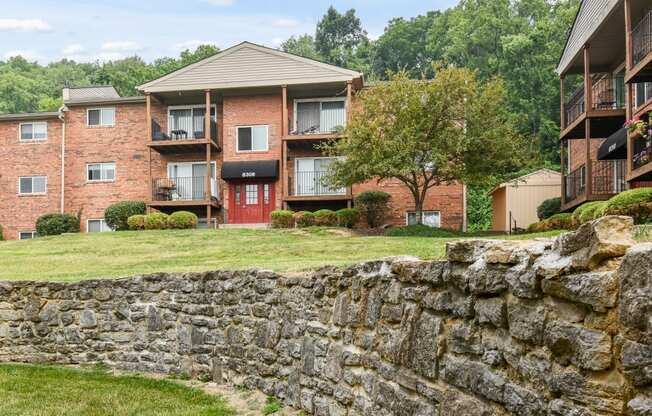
[[2, 0, 459, 63]]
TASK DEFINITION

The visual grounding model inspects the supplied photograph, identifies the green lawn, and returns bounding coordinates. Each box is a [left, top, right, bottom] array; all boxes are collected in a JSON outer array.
[[0, 228, 561, 282], [0, 364, 233, 416]]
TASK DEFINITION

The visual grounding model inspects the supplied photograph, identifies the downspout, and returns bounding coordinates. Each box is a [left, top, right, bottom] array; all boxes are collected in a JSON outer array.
[[58, 105, 66, 214], [462, 183, 467, 232]]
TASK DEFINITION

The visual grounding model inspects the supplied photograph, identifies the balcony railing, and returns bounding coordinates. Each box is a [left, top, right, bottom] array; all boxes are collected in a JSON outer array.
[[152, 176, 218, 202], [564, 74, 625, 127], [289, 171, 346, 196], [633, 9, 652, 67], [292, 100, 346, 135], [592, 160, 627, 195], [151, 120, 217, 143], [633, 137, 652, 170], [564, 165, 586, 203]]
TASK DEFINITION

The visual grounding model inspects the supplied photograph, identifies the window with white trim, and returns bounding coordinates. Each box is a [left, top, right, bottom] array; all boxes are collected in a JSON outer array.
[[87, 162, 116, 182], [19, 176, 47, 195], [406, 211, 441, 228], [87, 108, 115, 127], [237, 126, 268, 152], [19, 231, 37, 240], [20, 122, 47, 141], [295, 98, 346, 134], [87, 219, 113, 233]]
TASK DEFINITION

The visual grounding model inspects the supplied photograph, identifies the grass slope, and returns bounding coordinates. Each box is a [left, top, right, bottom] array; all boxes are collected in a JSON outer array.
[[0, 364, 233, 416], [0, 228, 562, 282]]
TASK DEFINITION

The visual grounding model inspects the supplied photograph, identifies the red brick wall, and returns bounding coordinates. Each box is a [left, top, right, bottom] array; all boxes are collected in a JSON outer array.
[[568, 138, 605, 172], [0, 117, 62, 240]]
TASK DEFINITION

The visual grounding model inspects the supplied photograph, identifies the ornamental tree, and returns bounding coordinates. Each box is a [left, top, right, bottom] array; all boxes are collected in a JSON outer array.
[[323, 66, 526, 225]]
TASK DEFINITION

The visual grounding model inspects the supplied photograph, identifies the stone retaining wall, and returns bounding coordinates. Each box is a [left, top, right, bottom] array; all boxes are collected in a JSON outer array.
[[1, 216, 652, 415]]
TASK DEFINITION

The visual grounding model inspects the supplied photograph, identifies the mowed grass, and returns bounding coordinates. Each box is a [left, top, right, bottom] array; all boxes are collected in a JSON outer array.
[[0, 364, 233, 416], [0, 228, 562, 282]]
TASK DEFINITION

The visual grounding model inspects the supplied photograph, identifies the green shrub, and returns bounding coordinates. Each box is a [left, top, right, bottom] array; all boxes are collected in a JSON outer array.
[[168, 211, 198, 229], [354, 191, 391, 228], [0, 224, 3, 241], [104, 201, 147, 231], [270, 210, 294, 228], [36, 213, 80, 236], [593, 201, 608, 219], [537, 197, 561, 220], [602, 188, 652, 223], [293, 211, 315, 228], [127, 215, 146, 230], [527, 213, 574, 233], [336, 208, 360, 228], [386, 224, 461, 237], [313, 209, 338, 226], [573, 201, 605, 225], [144, 212, 169, 230]]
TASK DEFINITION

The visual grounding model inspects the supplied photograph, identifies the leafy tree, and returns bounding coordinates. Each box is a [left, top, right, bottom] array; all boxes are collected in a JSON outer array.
[[324, 67, 526, 224], [281, 35, 322, 61], [315, 7, 367, 67]]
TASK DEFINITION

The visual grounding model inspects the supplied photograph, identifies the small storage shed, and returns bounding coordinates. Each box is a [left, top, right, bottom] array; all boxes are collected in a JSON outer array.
[[491, 169, 561, 233]]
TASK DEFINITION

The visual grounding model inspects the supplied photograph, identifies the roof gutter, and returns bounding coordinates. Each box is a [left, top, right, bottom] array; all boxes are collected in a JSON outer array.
[[58, 106, 67, 214]]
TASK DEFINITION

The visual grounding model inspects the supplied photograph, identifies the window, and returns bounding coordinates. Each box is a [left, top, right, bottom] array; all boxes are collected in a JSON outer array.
[[264, 183, 270, 204], [19, 231, 37, 240], [295, 98, 346, 134], [406, 211, 441, 228], [635, 82, 652, 109], [87, 162, 116, 182], [237, 126, 268, 152], [19, 122, 47, 141], [87, 219, 113, 233], [235, 185, 241, 205], [245, 184, 258, 205], [19, 176, 47, 195], [87, 108, 115, 127], [168, 105, 216, 139]]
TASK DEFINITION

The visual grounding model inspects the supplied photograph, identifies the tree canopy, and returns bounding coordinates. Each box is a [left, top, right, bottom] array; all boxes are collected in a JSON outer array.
[[323, 68, 526, 224]]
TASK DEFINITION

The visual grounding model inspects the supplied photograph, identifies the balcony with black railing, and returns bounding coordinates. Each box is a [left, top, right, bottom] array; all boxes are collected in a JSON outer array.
[[287, 170, 348, 198], [564, 165, 586, 205], [148, 111, 219, 155], [151, 176, 219, 204], [629, 8, 652, 84], [592, 159, 627, 196]]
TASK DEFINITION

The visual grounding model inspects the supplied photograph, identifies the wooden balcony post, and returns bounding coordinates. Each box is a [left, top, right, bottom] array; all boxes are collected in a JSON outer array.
[[625, 0, 633, 72], [205, 89, 212, 225], [583, 45, 592, 112], [346, 80, 353, 121], [146, 93, 153, 204], [560, 76, 565, 129], [281, 85, 288, 202], [585, 118, 593, 197], [561, 139, 567, 205]]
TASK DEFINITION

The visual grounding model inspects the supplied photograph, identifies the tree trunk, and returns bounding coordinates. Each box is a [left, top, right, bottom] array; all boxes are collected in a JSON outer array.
[[414, 194, 424, 225]]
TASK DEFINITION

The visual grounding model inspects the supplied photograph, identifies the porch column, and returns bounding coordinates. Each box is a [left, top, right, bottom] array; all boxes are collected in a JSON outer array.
[[583, 45, 593, 197], [561, 139, 567, 205], [625, 0, 634, 179], [205, 89, 212, 226], [625, 0, 633, 72], [346, 80, 353, 120], [146, 94, 153, 204], [281, 85, 288, 203], [560, 76, 565, 129]]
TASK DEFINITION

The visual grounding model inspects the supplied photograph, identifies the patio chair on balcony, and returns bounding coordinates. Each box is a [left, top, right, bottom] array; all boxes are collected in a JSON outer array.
[[156, 178, 177, 201], [595, 89, 616, 110]]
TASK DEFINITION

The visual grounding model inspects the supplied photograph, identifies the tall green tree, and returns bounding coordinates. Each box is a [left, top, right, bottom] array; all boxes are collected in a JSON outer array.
[[324, 67, 526, 224], [315, 7, 367, 67], [281, 35, 322, 61]]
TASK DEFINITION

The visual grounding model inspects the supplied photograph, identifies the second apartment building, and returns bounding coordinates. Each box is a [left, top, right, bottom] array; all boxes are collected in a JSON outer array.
[[0, 42, 466, 240]]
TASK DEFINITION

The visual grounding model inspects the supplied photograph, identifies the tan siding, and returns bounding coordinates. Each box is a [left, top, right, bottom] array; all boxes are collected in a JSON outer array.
[[492, 187, 508, 232]]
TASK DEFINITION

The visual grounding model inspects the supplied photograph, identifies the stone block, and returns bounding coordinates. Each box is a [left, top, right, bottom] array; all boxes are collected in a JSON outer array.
[[542, 271, 617, 310], [544, 320, 612, 371]]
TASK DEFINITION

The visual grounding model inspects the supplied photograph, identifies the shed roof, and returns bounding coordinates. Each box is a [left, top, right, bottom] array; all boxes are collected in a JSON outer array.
[[0, 111, 60, 121], [490, 169, 561, 195], [63, 86, 120, 103], [138, 42, 363, 93]]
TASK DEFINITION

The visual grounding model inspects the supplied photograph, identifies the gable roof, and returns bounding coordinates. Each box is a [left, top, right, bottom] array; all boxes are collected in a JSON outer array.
[[556, 0, 621, 75], [490, 169, 561, 194], [138, 42, 363, 93]]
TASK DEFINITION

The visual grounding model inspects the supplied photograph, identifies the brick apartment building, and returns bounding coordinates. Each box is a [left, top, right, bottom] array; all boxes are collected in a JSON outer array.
[[0, 42, 466, 240], [558, 0, 652, 212]]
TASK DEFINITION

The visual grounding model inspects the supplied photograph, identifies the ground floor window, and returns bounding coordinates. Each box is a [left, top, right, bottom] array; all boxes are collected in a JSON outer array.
[[19, 231, 37, 240], [87, 219, 113, 233], [406, 211, 441, 228]]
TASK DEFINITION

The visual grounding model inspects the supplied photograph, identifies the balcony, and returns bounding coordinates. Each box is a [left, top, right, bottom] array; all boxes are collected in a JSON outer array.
[[561, 74, 626, 140], [148, 109, 219, 155], [562, 160, 627, 211], [286, 170, 350, 201], [564, 165, 586, 206], [150, 176, 219, 207], [627, 9, 652, 84], [286, 98, 346, 141]]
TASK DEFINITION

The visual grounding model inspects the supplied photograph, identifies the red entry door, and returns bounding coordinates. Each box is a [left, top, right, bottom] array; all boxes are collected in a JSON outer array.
[[229, 181, 275, 224]]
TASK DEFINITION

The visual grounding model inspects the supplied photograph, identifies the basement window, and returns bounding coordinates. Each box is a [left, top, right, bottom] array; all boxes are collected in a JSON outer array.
[[18, 231, 37, 240], [19, 122, 47, 141], [87, 219, 113, 233], [87, 107, 115, 127], [406, 211, 441, 228], [19, 176, 47, 195]]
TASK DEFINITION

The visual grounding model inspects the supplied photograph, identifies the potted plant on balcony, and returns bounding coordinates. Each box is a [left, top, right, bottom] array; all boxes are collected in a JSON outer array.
[[625, 112, 652, 141]]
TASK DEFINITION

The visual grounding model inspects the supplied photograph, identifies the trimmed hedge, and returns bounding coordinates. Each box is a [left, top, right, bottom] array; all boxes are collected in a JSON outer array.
[[336, 208, 360, 228], [293, 211, 315, 228], [572, 201, 606, 225], [527, 213, 574, 233], [105, 201, 147, 231], [602, 188, 652, 223], [271, 210, 294, 228], [354, 191, 391, 228], [144, 213, 169, 230], [127, 215, 146, 230], [36, 213, 80, 236], [314, 209, 338, 226], [168, 211, 198, 229], [537, 197, 561, 221]]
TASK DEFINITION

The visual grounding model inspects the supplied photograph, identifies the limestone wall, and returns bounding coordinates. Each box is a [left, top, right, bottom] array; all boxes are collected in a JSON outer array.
[[1, 216, 652, 415]]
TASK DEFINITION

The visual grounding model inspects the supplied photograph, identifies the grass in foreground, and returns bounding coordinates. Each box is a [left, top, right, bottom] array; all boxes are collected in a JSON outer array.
[[0, 228, 562, 282], [0, 364, 233, 416]]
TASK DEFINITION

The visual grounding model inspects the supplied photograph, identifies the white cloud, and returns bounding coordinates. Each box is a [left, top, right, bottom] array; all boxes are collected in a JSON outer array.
[[0, 18, 51, 32], [203, 0, 234, 5], [174, 39, 218, 51], [101, 41, 141, 52], [62, 44, 84, 55], [271, 18, 299, 28], [3, 50, 39, 60], [270, 37, 284, 47]]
